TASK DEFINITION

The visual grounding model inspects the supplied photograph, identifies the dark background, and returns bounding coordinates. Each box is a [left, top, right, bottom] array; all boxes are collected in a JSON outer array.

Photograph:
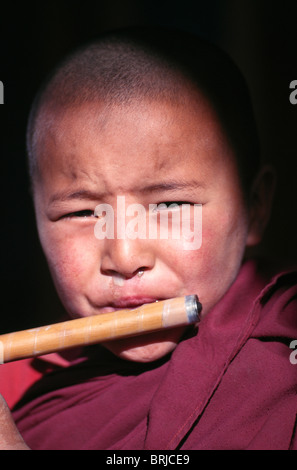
[[0, 0, 297, 333]]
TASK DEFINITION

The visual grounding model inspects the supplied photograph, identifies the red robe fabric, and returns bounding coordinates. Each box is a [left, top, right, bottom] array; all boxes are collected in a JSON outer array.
[[2, 258, 297, 450]]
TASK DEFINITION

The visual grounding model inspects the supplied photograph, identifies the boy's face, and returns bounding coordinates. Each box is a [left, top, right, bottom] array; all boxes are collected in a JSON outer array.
[[33, 95, 255, 362]]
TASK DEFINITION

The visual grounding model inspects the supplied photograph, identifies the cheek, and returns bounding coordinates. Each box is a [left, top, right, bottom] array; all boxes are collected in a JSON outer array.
[[203, 202, 248, 248], [167, 207, 249, 308], [39, 227, 96, 292]]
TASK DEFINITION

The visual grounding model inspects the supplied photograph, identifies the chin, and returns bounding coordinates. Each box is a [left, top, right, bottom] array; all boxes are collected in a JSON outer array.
[[102, 327, 186, 363]]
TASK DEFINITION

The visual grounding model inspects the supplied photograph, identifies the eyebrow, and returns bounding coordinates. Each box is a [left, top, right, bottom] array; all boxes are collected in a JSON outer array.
[[140, 181, 204, 194], [49, 189, 105, 204], [49, 180, 203, 204]]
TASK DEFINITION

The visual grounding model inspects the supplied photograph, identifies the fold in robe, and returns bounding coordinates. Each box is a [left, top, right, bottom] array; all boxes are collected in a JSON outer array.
[[3, 259, 297, 449]]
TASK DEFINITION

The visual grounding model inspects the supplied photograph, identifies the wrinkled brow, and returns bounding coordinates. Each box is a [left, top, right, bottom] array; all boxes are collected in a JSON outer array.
[[139, 181, 204, 194], [49, 180, 204, 204]]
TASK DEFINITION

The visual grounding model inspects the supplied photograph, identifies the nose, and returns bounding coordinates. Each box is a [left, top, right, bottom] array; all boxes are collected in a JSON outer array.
[[100, 237, 155, 279]]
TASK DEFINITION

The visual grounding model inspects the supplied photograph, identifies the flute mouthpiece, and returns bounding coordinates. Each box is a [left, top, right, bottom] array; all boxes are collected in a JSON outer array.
[[185, 295, 202, 323]]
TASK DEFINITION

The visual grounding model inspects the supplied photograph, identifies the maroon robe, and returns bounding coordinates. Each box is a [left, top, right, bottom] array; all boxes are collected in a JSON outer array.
[[10, 259, 297, 449]]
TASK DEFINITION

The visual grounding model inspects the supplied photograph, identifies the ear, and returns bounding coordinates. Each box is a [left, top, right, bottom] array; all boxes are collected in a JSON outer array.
[[246, 165, 276, 247]]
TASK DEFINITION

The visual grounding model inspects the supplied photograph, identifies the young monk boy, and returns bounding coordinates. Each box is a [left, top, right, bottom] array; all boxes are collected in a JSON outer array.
[[0, 26, 296, 450]]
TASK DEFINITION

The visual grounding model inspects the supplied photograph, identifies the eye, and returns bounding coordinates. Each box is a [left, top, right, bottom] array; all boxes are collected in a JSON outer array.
[[63, 210, 95, 219], [154, 201, 191, 211]]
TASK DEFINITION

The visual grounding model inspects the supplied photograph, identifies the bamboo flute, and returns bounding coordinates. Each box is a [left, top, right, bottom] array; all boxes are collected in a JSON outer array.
[[0, 295, 201, 364]]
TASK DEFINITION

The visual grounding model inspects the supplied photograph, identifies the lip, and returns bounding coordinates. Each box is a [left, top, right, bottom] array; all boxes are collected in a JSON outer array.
[[110, 296, 161, 309], [91, 296, 164, 313]]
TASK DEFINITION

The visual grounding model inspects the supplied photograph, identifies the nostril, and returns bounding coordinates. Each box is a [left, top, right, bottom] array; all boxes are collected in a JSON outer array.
[[136, 269, 144, 278], [133, 266, 148, 277], [107, 267, 147, 285]]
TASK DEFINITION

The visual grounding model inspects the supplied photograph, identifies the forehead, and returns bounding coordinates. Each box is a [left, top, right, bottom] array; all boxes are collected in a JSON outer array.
[[34, 95, 237, 194]]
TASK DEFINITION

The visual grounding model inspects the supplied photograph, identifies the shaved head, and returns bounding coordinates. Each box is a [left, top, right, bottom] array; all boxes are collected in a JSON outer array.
[[26, 26, 260, 192]]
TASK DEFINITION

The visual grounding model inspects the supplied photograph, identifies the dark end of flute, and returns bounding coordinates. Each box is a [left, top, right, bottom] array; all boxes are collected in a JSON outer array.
[[185, 295, 202, 323]]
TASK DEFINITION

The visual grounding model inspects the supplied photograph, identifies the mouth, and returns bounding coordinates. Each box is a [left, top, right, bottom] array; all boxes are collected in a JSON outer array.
[[93, 297, 163, 314]]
